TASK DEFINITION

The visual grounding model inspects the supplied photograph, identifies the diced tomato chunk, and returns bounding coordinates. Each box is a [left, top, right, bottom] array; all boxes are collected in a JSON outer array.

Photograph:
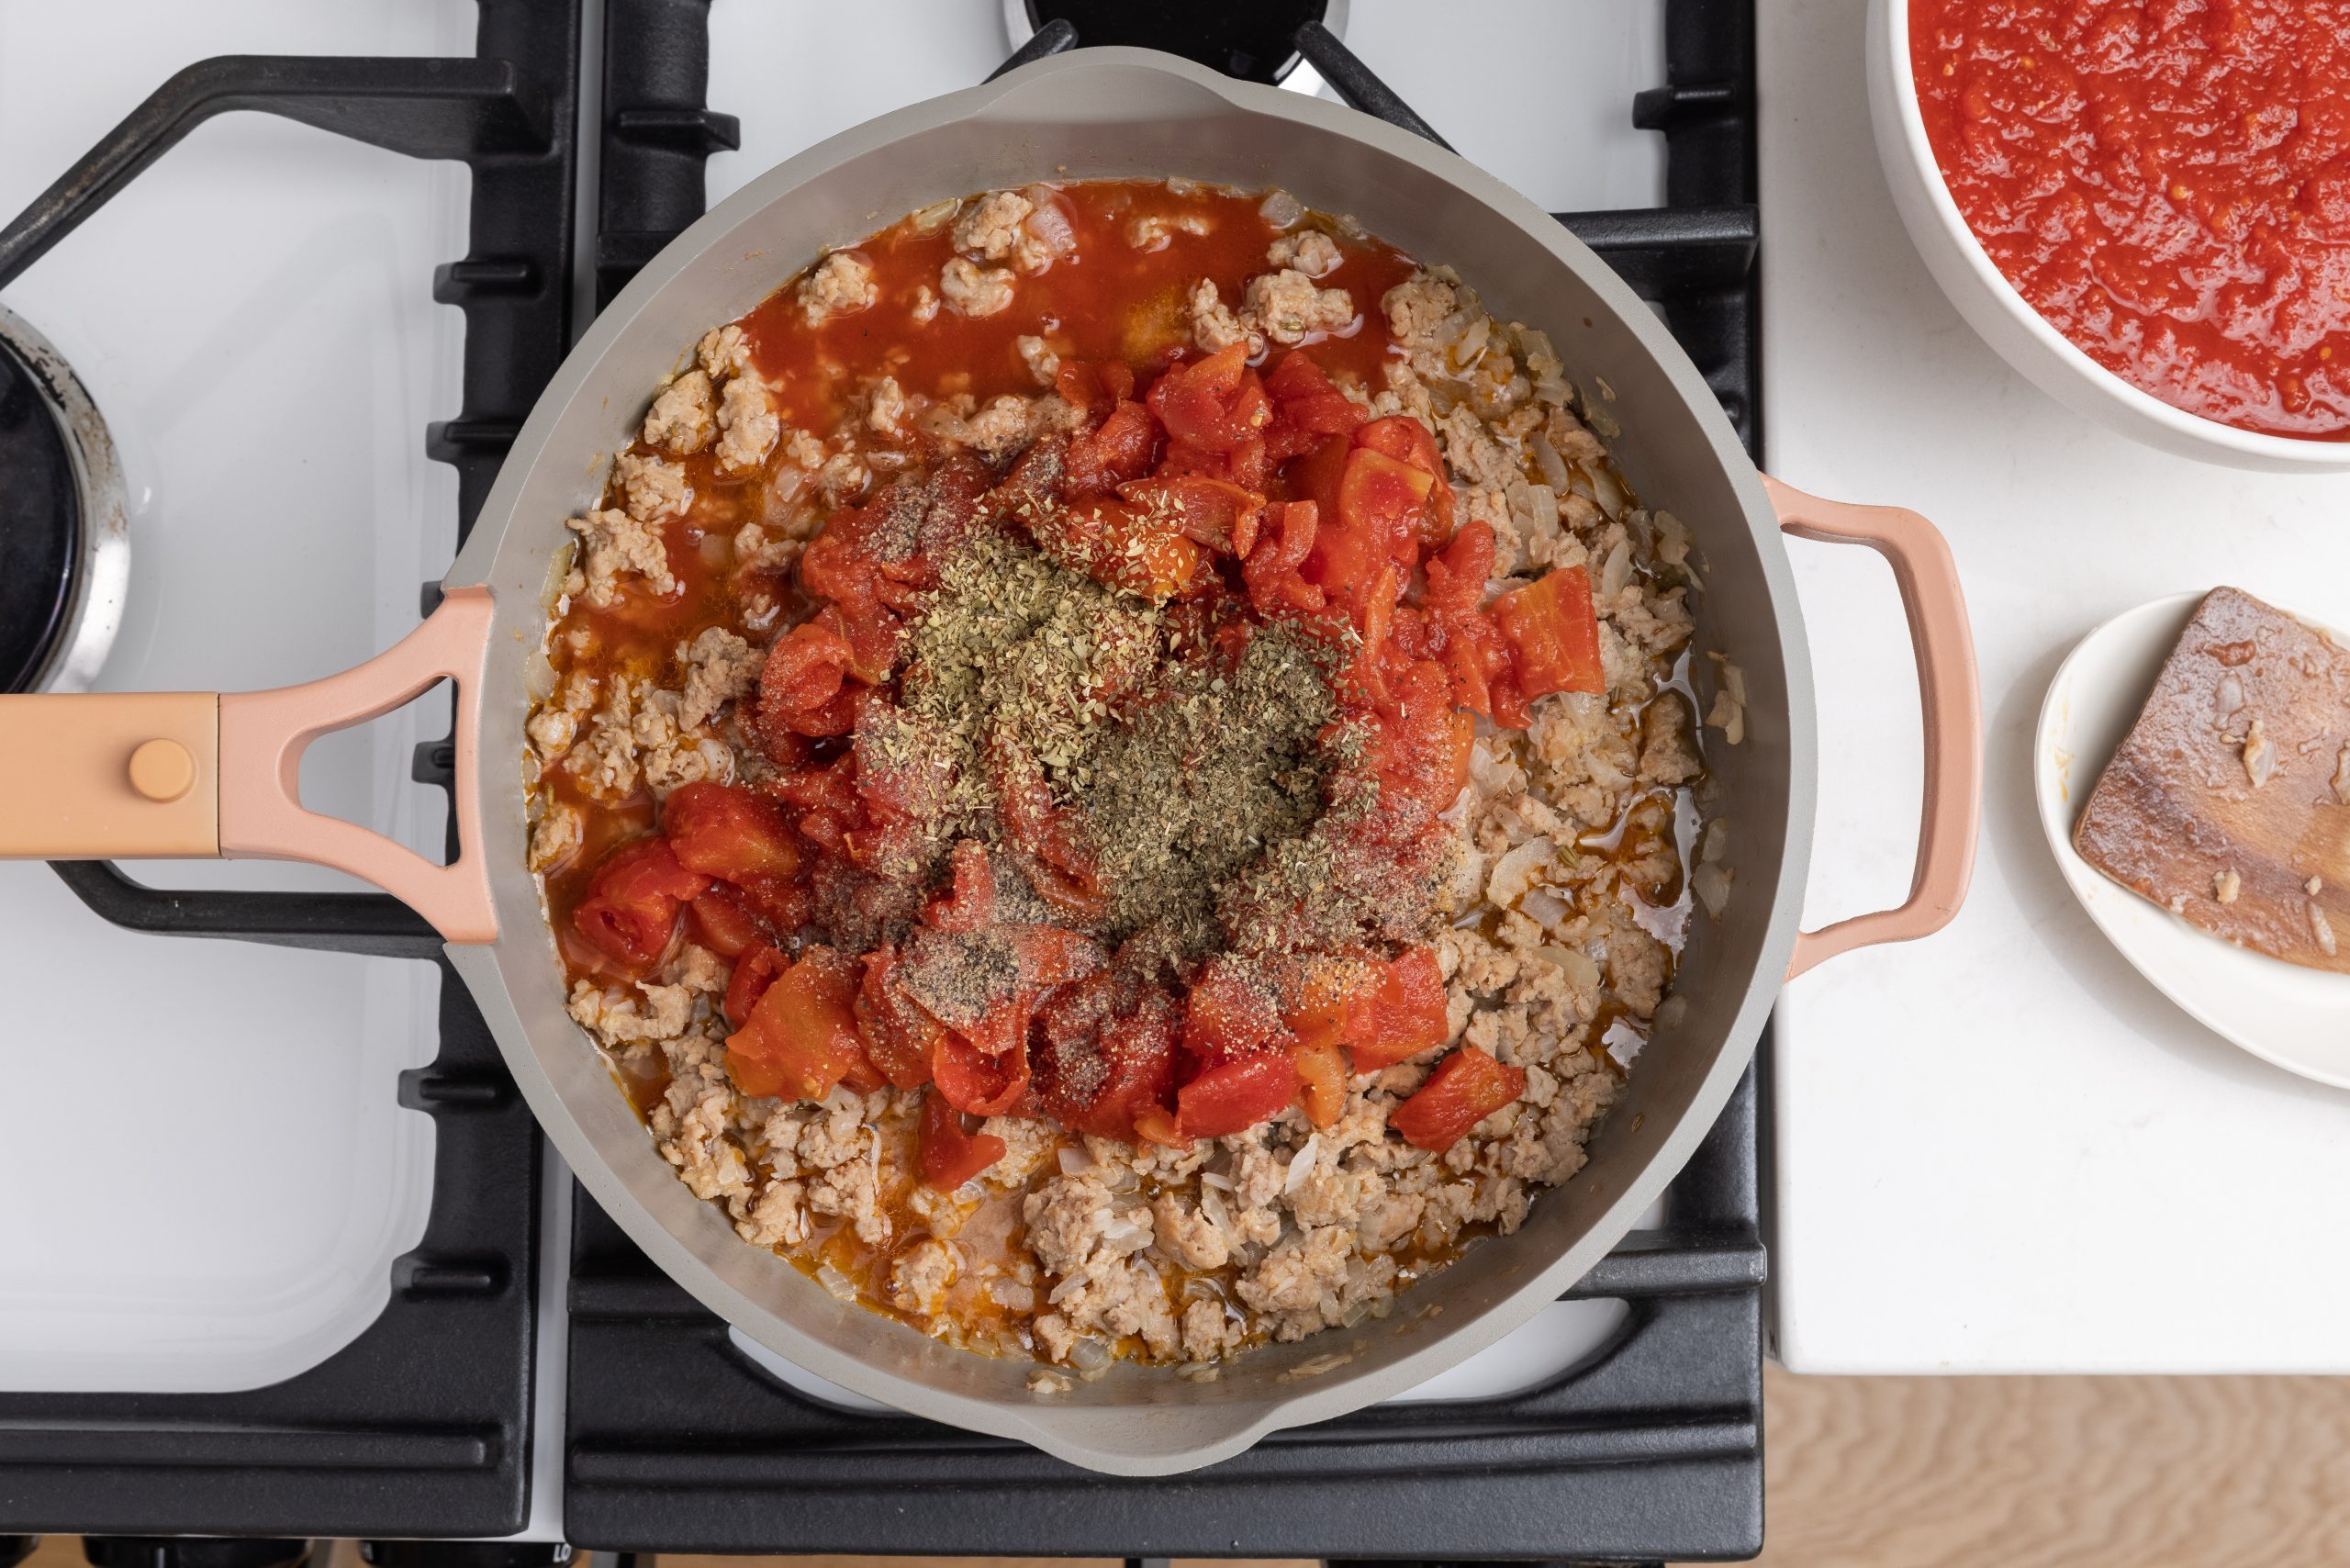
[[1066, 398, 1159, 492], [1241, 500, 1325, 615], [919, 1092, 1008, 1190], [1344, 946, 1450, 1070], [724, 946, 876, 1101], [723, 943, 789, 1027], [1354, 414, 1453, 542], [1181, 958, 1281, 1063], [1115, 475, 1263, 557], [664, 782, 800, 881], [1147, 342, 1264, 454], [932, 1030, 1032, 1116], [1294, 1041, 1347, 1130], [1054, 358, 1136, 415], [686, 885, 765, 958], [1368, 659, 1475, 813], [854, 946, 941, 1089], [571, 837, 711, 971], [1422, 521, 1494, 615], [1028, 494, 1201, 601], [1035, 979, 1179, 1142], [1493, 566, 1605, 699], [1390, 1046, 1527, 1152], [923, 839, 995, 934], [1176, 1053, 1299, 1138]]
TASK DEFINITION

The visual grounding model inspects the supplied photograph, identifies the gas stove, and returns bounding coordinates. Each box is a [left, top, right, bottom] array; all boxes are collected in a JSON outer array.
[[0, 1, 1762, 1557]]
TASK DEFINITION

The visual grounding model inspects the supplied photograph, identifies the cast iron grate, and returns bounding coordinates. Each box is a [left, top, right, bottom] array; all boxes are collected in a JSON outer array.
[[565, 4, 1764, 1562], [0, 0, 577, 1536]]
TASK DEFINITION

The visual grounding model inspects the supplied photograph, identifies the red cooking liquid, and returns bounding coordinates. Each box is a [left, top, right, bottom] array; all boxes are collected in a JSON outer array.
[[1910, 0, 2350, 440]]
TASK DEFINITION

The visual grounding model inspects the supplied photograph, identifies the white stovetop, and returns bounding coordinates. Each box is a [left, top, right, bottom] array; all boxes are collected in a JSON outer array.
[[1763, 0, 2350, 1373]]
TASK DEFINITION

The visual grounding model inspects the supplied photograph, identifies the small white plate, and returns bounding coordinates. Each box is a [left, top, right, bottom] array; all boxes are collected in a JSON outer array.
[[2035, 593, 2350, 1088]]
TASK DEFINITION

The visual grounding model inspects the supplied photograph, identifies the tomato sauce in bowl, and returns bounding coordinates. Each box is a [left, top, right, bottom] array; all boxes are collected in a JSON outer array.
[[1910, 0, 2350, 441]]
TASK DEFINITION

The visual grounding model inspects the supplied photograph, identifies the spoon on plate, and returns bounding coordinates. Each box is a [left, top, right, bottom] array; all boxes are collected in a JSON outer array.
[[2034, 593, 2350, 1089]]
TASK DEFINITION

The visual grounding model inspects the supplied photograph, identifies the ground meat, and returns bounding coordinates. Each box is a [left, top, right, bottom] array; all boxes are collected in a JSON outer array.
[[1023, 1175, 1113, 1275], [941, 256, 1015, 318], [1128, 211, 1213, 251], [1189, 278, 1260, 355], [733, 1178, 808, 1247], [800, 251, 877, 322], [952, 190, 1034, 261], [565, 507, 675, 608], [959, 394, 1035, 460], [887, 1238, 960, 1316], [614, 451, 690, 522], [665, 942, 730, 995], [1015, 334, 1059, 386], [1267, 229, 1341, 276], [677, 625, 762, 730], [527, 671, 595, 760], [714, 376, 780, 472], [566, 977, 693, 1044], [909, 284, 940, 324], [528, 802, 580, 870], [867, 375, 911, 437], [1249, 273, 1362, 341], [1637, 693, 1701, 785], [642, 369, 716, 454], [1151, 1192, 1230, 1271], [698, 323, 754, 377]]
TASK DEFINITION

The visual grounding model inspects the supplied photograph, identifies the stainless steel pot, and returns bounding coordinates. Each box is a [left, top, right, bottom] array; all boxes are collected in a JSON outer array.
[[0, 49, 1983, 1474]]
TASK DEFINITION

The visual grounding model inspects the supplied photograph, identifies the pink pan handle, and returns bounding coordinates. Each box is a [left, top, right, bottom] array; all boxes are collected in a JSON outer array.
[[1764, 477, 1982, 981], [0, 589, 498, 944]]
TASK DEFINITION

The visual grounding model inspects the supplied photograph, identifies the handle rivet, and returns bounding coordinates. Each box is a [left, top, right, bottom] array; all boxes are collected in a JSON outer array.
[[128, 738, 196, 802]]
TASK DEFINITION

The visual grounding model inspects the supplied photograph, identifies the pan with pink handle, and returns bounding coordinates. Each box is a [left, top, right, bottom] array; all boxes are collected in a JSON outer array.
[[0, 48, 1981, 1474]]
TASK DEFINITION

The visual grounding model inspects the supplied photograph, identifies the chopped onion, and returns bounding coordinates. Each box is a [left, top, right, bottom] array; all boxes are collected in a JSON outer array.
[[1200, 1187, 1233, 1236], [910, 198, 959, 232], [1283, 1135, 1322, 1194], [1589, 463, 1628, 520], [816, 1263, 858, 1304], [1259, 188, 1304, 228], [1102, 1214, 1152, 1251], [1198, 1170, 1235, 1191], [1654, 995, 1689, 1030], [1533, 944, 1601, 995], [1529, 431, 1572, 492], [1692, 860, 1733, 918], [1057, 1146, 1096, 1176], [989, 1279, 1036, 1311], [1067, 1336, 1113, 1373], [1700, 819, 1729, 865], [1519, 887, 1569, 930], [1596, 538, 1632, 602], [524, 646, 558, 703], [1487, 835, 1555, 909], [1047, 1272, 1089, 1306], [1022, 196, 1076, 260]]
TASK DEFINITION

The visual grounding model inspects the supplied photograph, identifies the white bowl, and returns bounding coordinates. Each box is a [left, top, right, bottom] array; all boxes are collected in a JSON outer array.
[[2035, 594, 2350, 1088], [1866, 0, 2350, 472]]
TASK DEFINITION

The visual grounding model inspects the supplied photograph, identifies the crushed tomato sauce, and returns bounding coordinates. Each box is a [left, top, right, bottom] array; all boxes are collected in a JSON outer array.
[[1911, 0, 2350, 439]]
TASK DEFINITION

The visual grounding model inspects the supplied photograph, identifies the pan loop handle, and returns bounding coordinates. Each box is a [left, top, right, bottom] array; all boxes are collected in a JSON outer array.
[[216, 588, 498, 944], [1764, 476, 1982, 980]]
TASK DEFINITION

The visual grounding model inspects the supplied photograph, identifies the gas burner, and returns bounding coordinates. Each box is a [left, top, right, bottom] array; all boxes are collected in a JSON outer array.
[[0, 306, 128, 694], [1008, 0, 1345, 87]]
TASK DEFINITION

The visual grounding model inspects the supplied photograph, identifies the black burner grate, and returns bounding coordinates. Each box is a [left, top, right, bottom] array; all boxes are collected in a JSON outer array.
[[0, 334, 78, 694], [566, 4, 1765, 1561], [0, 0, 578, 1536]]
